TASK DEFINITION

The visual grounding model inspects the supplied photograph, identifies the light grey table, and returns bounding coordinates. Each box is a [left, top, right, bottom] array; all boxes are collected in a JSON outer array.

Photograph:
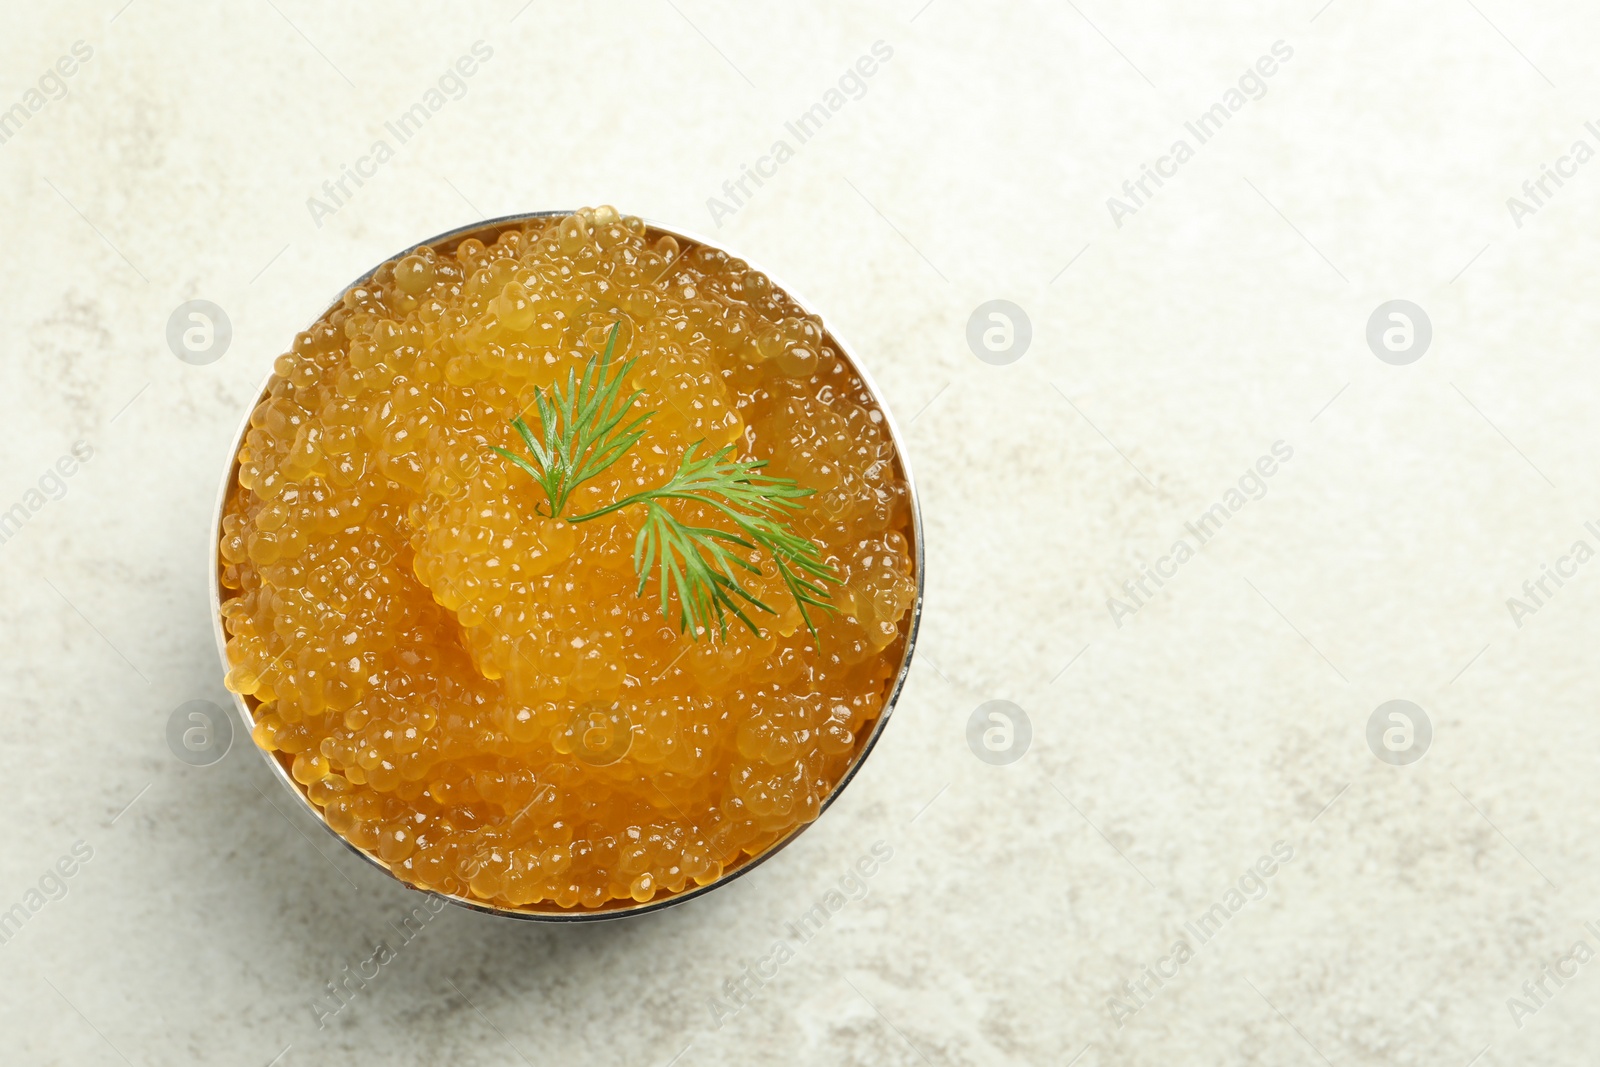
[[2, 3, 1596, 1064]]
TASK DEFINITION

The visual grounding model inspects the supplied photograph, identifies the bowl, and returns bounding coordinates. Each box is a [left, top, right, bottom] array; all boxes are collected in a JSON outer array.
[[210, 210, 923, 920]]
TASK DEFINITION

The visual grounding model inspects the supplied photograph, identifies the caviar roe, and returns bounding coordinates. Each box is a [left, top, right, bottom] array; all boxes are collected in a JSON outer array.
[[219, 207, 916, 911]]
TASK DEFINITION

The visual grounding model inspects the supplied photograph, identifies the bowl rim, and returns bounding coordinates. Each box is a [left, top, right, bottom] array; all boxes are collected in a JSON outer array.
[[209, 208, 924, 921]]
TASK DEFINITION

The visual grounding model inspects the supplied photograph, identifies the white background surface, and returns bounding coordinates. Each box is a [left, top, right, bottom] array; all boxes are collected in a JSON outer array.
[[3, 2, 1599, 1064]]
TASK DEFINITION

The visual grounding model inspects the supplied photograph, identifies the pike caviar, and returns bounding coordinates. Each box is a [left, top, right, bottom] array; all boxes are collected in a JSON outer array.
[[219, 207, 916, 912]]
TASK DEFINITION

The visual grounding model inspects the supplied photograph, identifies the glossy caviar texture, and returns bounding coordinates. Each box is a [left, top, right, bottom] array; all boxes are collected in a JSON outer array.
[[219, 207, 916, 912]]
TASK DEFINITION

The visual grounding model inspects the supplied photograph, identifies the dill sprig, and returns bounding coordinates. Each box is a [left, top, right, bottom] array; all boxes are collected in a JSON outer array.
[[568, 443, 837, 641], [493, 321, 839, 643], [490, 323, 651, 518]]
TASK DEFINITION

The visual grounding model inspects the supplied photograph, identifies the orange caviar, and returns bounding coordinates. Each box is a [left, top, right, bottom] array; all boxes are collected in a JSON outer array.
[[218, 208, 916, 912]]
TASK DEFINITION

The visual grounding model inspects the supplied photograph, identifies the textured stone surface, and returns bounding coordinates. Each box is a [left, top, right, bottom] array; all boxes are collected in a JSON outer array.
[[2, 2, 1597, 1064]]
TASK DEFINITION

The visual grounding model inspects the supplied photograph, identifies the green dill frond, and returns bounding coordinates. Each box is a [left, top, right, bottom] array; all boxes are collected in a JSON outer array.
[[489, 322, 652, 518], [495, 323, 840, 644], [570, 444, 839, 644]]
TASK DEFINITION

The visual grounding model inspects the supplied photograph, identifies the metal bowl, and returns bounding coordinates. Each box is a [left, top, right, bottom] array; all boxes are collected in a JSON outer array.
[[209, 210, 923, 921]]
